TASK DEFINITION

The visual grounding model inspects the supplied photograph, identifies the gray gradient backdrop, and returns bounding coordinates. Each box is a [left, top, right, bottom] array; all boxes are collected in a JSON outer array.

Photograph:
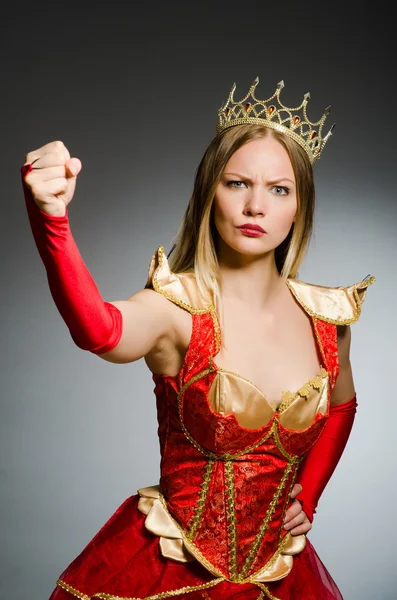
[[1, 2, 396, 599]]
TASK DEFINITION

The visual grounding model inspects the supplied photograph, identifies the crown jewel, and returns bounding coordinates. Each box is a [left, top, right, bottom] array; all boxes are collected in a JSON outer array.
[[217, 78, 335, 163]]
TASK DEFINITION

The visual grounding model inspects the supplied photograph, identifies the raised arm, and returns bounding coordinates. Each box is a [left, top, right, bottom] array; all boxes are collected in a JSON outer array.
[[21, 140, 174, 365]]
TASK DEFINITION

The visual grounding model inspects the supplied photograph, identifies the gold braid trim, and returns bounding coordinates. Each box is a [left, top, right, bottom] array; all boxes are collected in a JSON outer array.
[[209, 308, 221, 355], [187, 459, 215, 540], [238, 460, 297, 581], [56, 577, 225, 600], [255, 582, 283, 600], [224, 460, 238, 579]]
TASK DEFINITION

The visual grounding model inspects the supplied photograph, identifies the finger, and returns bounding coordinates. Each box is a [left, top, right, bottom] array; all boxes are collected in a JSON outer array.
[[289, 519, 312, 536], [26, 165, 67, 182], [25, 140, 70, 165], [284, 499, 302, 524], [284, 509, 306, 530], [25, 150, 71, 171], [30, 177, 69, 198], [290, 483, 303, 499]]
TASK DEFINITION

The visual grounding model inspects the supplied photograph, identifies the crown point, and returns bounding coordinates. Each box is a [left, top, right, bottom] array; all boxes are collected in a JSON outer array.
[[325, 105, 331, 115], [252, 76, 259, 86], [330, 123, 336, 132], [304, 92, 311, 101], [277, 80, 285, 89]]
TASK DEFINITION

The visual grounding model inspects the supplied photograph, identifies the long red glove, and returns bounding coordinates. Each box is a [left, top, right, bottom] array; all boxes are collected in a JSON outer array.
[[296, 394, 358, 523], [21, 164, 123, 354]]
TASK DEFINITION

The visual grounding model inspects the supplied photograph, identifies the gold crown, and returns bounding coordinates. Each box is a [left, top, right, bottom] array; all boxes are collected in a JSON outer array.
[[217, 78, 335, 163]]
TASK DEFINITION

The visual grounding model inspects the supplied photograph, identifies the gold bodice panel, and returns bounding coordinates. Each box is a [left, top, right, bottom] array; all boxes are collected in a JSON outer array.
[[207, 364, 329, 431]]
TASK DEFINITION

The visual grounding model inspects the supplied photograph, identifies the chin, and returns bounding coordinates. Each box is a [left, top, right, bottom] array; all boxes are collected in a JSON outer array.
[[222, 234, 273, 257]]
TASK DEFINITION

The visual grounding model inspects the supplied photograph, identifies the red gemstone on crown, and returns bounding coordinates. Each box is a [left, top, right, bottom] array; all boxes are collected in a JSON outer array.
[[293, 116, 301, 125], [267, 105, 276, 115], [311, 131, 317, 139], [245, 102, 252, 113], [225, 108, 232, 117]]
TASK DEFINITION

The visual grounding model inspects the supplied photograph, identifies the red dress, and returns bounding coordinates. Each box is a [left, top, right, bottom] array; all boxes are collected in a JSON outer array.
[[49, 246, 374, 600]]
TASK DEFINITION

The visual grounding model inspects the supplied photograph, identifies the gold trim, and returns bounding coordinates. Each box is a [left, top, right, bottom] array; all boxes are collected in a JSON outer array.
[[209, 308, 222, 355], [177, 367, 222, 460], [238, 460, 297, 581], [188, 459, 215, 540], [272, 420, 300, 462], [224, 460, 239, 579], [56, 581, 89, 600], [255, 582, 283, 600], [56, 577, 282, 600], [56, 577, 225, 600]]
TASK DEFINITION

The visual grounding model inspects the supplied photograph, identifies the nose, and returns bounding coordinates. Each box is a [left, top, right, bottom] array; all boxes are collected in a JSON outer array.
[[243, 185, 266, 217]]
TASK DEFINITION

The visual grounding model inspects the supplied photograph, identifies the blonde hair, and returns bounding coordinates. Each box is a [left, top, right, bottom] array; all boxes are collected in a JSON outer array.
[[168, 124, 315, 325]]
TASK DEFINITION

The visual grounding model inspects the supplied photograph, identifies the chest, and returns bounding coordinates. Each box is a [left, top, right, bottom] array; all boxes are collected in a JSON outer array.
[[210, 298, 323, 407]]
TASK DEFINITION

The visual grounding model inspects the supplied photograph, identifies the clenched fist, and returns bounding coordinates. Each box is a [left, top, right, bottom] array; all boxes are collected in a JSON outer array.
[[23, 140, 82, 217]]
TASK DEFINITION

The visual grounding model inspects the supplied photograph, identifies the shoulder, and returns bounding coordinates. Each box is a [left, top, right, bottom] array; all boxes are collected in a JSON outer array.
[[144, 245, 214, 314], [145, 245, 376, 324], [285, 274, 376, 325]]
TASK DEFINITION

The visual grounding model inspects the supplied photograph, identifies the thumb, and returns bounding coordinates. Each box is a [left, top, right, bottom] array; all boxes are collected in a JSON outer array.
[[65, 157, 82, 178]]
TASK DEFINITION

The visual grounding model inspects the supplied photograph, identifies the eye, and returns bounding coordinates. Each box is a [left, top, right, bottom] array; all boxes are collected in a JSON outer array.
[[226, 180, 248, 188], [271, 185, 289, 195]]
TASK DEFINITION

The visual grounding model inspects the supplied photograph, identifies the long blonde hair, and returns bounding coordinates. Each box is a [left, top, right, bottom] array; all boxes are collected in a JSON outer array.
[[168, 124, 315, 320]]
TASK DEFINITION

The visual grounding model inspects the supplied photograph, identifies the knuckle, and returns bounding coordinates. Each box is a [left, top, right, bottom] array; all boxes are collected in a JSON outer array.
[[53, 151, 65, 164]]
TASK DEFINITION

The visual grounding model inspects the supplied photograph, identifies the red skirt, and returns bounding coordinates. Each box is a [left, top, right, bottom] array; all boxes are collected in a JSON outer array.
[[49, 494, 344, 600]]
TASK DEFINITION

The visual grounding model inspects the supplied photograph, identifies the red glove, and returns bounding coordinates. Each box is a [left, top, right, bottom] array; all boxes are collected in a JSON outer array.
[[296, 394, 358, 523], [21, 164, 123, 354]]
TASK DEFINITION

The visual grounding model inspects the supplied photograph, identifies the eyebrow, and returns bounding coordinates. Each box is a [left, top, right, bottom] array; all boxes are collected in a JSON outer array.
[[223, 172, 295, 185]]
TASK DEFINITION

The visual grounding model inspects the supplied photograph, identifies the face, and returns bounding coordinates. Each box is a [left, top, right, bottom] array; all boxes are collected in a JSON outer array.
[[213, 135, 297, 262]]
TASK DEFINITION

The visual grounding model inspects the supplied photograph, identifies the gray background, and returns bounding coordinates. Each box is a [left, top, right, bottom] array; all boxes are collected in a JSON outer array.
[[1, 1, 396, 598]]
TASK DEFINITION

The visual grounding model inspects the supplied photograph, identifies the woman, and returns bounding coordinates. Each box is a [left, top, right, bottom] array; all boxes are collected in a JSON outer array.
[[21, 78, 374, 600]]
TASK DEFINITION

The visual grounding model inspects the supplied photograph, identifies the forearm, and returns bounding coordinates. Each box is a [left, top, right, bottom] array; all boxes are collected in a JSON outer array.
[[296, 394, 357, 523], [22, 167, 122, 354]]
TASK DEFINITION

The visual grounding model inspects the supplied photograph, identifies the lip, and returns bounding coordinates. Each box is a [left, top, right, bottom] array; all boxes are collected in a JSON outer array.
[[237, 223, 266, 233]]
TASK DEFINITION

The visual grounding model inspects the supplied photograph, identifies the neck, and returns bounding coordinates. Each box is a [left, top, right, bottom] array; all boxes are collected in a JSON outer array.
[[217, 245, 286, 310]]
